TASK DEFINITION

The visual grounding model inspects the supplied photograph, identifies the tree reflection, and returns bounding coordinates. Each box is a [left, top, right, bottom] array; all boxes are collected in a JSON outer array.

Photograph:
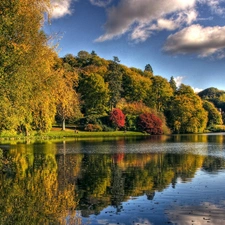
[[71, 150, 206, 216], [0, 143, 78, 225], [1, 139, 225, 221]]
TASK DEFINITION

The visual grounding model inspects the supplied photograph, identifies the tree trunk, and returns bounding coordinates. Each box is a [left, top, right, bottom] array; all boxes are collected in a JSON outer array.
[[62, 117, 66, 131]]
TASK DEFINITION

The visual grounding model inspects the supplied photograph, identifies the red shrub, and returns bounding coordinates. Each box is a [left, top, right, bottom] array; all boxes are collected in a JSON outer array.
[[110, 108, 126, 128], [138, 113, 163, 134]]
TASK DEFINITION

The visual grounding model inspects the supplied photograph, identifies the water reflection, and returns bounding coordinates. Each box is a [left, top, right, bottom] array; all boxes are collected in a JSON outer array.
[[0, 134, 225, 224]]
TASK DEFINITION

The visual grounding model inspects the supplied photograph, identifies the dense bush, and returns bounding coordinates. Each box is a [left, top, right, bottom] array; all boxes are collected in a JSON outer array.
[[101, 125, 115, 132], [126, 115, 138, 131], [138, 113, 163, 134], [84, 124, 102, 132]]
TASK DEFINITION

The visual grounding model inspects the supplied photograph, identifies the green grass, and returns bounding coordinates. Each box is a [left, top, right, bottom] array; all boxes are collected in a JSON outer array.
[[46, 130, 147, 138], [0, 128, 148, 141]]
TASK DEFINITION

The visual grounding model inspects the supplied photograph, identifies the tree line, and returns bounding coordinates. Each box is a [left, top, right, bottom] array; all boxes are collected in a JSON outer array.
[[0, 0, 224, 135]]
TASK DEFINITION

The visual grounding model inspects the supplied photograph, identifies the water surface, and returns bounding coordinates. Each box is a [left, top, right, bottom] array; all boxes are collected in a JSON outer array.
[[1, 134, 225, 224]]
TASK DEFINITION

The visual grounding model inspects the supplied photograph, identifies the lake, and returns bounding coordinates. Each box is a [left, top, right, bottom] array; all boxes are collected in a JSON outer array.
[[1, 133, 225, 225]]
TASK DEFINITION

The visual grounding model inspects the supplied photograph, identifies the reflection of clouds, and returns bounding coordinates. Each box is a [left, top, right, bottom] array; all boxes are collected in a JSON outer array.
[[133, 219, 153, 225], [167, 202, 225, 225], [96, 219, 153, 225]]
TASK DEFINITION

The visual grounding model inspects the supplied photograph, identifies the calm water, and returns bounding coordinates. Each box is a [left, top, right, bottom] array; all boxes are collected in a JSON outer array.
[[1, 134, 225, 225]]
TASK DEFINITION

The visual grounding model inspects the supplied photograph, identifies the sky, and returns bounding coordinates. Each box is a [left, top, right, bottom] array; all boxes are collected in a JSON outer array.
[[44, 0, 225, 92]]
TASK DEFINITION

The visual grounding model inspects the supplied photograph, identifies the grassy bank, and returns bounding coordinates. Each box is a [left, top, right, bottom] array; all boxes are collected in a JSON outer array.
[[0, 128, 148, 141]]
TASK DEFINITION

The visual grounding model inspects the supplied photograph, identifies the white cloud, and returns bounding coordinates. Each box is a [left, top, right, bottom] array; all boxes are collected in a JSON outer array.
[[167, 203, 225, 225], [50, 0, 74, 19], [94, 0, 225, 60], [198, 0, 225, 15], [193, 87, 203, 93], [128, 8, 198, 43], [95, 0, 197, 42], [89, 0, 112, 7], [174, 76, 185, 87], [163, 24, 225, 58]]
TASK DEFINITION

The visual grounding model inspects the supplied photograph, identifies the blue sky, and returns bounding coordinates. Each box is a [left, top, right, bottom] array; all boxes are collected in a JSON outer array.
[[44, 0, 225, 92]]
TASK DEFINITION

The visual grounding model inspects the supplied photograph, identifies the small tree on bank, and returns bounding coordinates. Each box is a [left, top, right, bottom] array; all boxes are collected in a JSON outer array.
[[110, 108, 126, 130], [138, 113, 163, 134]]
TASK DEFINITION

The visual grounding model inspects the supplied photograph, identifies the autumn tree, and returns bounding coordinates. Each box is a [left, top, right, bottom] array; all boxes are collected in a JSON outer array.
[[137, 113, 163, 134], [110, 108, 126, 129], [165, 84, 208, 133], [0, 0, 60, 134], [203, 100, 223, 127], [147, 76, 173, 111], [122, 67, 152, 103], [54, 58, 82, 130], [119, 101, 152, 131]]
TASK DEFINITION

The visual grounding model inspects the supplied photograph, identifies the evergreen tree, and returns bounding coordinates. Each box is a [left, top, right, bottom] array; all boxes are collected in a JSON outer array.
[[144, 64, 153, 73], [107, 57, 123, 109], [169, 76, 177, 92]]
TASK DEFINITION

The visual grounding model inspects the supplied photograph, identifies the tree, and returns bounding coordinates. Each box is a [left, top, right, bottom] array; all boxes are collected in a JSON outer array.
[[169, 76, 177, 92], [137, 113, 163, 134], [63, 54, 78, 68], [165, 84, 208, 133], [78, 73, 109, 115], [110, 108, 126, 129], [77, 50, 91, 67], [122, 67, 152, 103], [147, 76, 173, 111], [54, 58, 82, 130], [144, 64, 153, 74], [198, 87, 225, 113], [106, 57, 123, 109], [203, 100, 223, 127], [0, 0, 59, 134]]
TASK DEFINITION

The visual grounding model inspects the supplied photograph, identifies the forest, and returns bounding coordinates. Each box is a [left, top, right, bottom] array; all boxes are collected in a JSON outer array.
[[1, 0, 225, 136]]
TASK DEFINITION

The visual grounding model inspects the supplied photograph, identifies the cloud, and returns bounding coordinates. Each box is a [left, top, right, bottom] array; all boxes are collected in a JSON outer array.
[[167, 203, 225, 225], [129, 9, 198, 43], [174, 76, 185, 87], [163, 24, 225, 57], [89, 0, 113, 7], [198, 0, 225, 15], [193, 87, 203, 93], [95, 0, 197, 42], [50, 0, 74, 19]]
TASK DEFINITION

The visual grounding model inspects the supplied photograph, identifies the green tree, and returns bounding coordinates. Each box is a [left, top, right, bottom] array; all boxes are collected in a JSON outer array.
[[203, 100, 223, 127], [147, 76, 173, 111], [169, 76, 177, 92], [78, 73, 109, 115], [0, 0, 59, 134], [166, 84, 208, 133], [144, 64, 153, 74], [198, 87, 225, 113], [106, 57, 123, 109], [122, 67, 152, 102]]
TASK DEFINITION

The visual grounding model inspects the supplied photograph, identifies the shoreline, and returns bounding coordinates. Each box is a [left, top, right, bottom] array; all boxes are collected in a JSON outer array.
[[0, 129, 149, 142]]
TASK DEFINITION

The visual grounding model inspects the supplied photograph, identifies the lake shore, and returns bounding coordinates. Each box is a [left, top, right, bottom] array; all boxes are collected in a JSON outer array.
[[0, 127, 149, 142]]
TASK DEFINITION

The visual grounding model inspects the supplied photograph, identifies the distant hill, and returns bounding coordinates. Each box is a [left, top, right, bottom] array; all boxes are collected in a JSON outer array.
[[198, 87, 225, 112], [198, 87, 225, 99]]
